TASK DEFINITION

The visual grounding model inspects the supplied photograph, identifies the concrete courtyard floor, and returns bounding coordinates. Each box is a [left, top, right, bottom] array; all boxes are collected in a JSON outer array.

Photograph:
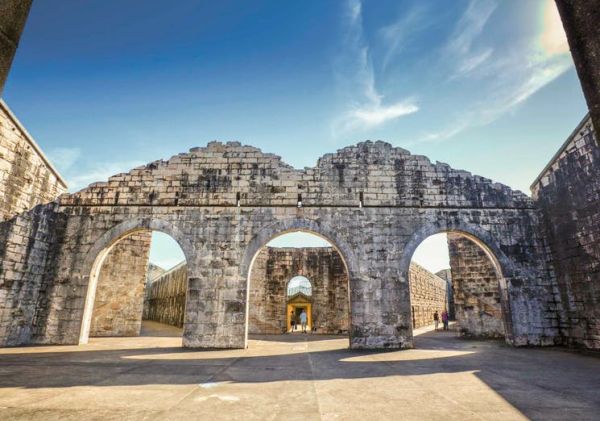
[[0, 322, 599, 421]]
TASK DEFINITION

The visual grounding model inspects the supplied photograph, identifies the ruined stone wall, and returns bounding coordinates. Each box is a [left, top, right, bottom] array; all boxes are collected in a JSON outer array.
[[0, 101, 67, 222], [143, 262, 187, 327], [532, 114, 600, 349], [409, 262, 448, 329], [0, 141, 558, 349], [448, 233, 505, 338], [249, 247, 349, 334], [89, 231, 152, 337]]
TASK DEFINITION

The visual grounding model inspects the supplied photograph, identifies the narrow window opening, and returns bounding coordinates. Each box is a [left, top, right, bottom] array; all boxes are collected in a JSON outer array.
[[236, 192, 241, 207], [297, 193, 302, 208]]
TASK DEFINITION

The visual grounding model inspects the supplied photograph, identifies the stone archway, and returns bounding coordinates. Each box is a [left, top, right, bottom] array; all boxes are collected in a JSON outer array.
[[400, 220, 515, 344], [241, 218, 356, 347], [79, 217, 196, 344]]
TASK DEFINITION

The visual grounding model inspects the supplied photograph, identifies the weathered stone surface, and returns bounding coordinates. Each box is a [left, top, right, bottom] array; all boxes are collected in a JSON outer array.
[[409, 262, 448, 329], [89, 231, 151, 337], [143, 262, 187, 328], [448, 233, 505, 338], [0, 140, 559, 349], [532, 114, 600, 349], [142, 246, 449, 335], [0, 101, 67, 221]]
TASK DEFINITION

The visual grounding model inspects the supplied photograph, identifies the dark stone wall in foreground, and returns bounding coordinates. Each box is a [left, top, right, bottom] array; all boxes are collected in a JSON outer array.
[[0, 0, 33, 95], [533, 115, 600, 349]]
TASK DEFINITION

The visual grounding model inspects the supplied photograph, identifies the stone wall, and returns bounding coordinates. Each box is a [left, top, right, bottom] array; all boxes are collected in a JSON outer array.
[[532, 114, 600, 349], [448, 233, 505, 338], [0, 203, 65, 346], [248, 247, 349, 335], [143, 262, 187, 327], [89, 231, 152, 337], [0, 101, 67, 222], [0, 141, 559, 349], [409, 262, 448, 329], [143, 246, 447, 335]]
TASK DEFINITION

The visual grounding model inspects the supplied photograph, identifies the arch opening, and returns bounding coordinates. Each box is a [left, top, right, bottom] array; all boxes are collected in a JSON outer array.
[[245, 229, 352, 345], [407, 230, 510, 342], [79, 228, 188, 344]]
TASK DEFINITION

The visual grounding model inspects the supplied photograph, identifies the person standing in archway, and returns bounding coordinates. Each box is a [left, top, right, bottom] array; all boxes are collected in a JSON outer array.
[[300, 309, 308, 333], [433, 310, 439, 331], [442, 310, 449, 331], [290, 310, 296, 332]]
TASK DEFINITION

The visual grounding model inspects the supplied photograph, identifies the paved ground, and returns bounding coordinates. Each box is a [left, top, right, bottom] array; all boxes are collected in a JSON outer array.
[[0, 321, 598, 421]]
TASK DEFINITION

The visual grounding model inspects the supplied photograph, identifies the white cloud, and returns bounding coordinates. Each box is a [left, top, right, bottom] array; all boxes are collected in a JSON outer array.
[[332, 0, 418, 138], [378, 5, 429, 71], [419, 0, 572, 143], [446, 0, 498, 57], [67, 160, 145, 192]]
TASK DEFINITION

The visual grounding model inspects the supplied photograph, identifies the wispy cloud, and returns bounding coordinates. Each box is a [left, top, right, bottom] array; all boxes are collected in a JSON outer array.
[[378, 4, 429, 71], [420, 0, 572, 143], [332, 0, 418, 138]]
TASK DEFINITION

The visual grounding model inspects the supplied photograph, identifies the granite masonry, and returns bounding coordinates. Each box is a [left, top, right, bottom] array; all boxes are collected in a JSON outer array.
[[143, 246, 449, 335], [0, 100, 67, 222], [448, 233, 505, 338], [409, 262, 448, 329], [248, 246, 349, 335], [532, 114, 600, 350], [0, 139, 560, 349], [143, 262, 187, 328], [89, 231, 152, 337]]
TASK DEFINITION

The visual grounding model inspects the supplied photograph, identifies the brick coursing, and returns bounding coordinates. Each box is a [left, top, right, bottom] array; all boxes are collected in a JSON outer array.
[[0, 140, 559, 349], [532, 115, 600, 349], [0, 101, 66, 222], [448, 233, 505, 338], [89, 232, 151, 337]]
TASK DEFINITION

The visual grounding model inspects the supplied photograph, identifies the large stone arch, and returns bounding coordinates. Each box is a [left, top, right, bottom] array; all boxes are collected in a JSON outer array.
[[79, 217, 196, 344], [399, 219, 515, 343], [240, 216, 357, 347]]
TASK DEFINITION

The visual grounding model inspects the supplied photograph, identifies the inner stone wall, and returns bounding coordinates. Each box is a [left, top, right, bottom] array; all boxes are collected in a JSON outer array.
[[249, 247, 349, 334], [143, 262, 187, 328], [144, 247, 449, 335], [409, 262, 448, 329], [532, 114, 600, 349], [90, 231, 152, 337], [0, 101, 67, 222], [448, 233, 505, 338]]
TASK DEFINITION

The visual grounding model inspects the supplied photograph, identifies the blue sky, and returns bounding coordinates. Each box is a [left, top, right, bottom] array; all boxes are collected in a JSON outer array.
[[4, 0, 587, 271]]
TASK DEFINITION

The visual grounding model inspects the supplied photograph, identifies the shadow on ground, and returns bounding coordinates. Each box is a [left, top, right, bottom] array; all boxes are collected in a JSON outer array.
[[1, 327, 599, 420]]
